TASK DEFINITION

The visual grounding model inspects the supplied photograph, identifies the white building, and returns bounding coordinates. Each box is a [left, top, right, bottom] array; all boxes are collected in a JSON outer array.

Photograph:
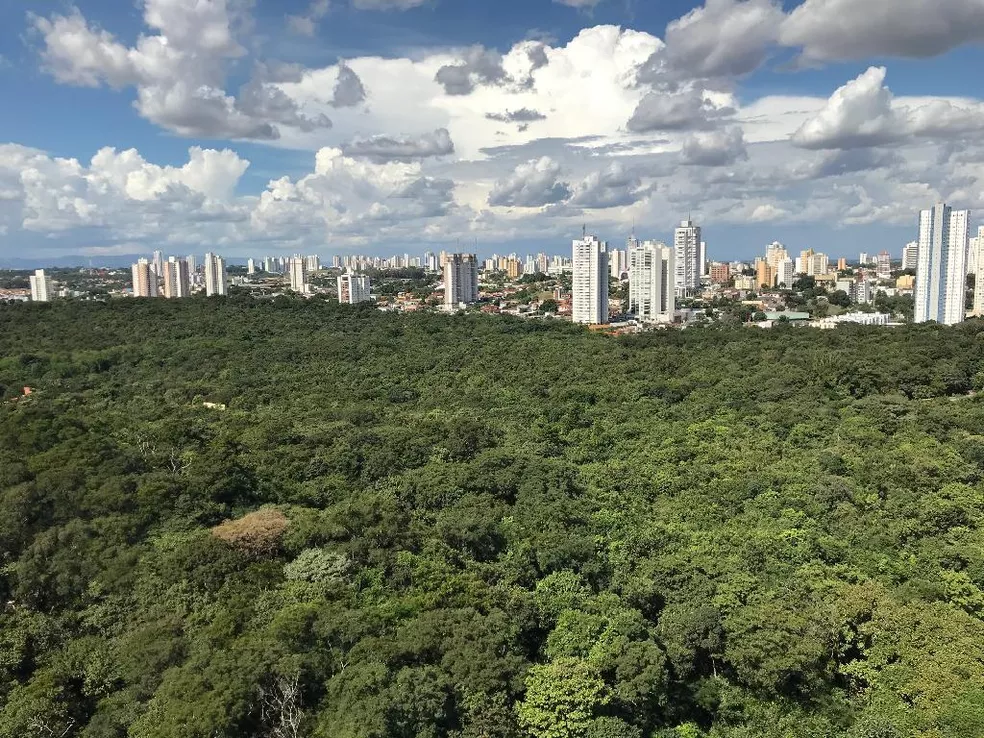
[[29, 269, 54, 302], [699, 240, 708, 277], [674, 220, 701, 296], [629, 240, 674, 324], [444, 253, 479, 308], [902, 242, 919, 271], [814, 312, 892, 329], [305, 255, 321, 272], [775, 258, 795, 289], [289, 256, 309, 293], [162, 256, 191, 298], [610, 247, 629, 280], [204, 252, 228, 296], [572, 235, 609, 325], [131, 258, 158, 298], [151, 250, 164, 277], [247, 258, 257, 275], [338, 271, 371, 305], [876, 251, 892, 280], [915, 202, 969, 325], [971, 227, 984, 316]]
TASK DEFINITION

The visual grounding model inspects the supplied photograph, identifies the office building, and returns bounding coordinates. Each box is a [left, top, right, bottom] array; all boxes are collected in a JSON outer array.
[[444, 253, 480, 308], [204, 252, 228, 296], [629, 240, 674, 324], [674, 219, 701, 296], [289, 256, 309, 293], [337, 270, 371, 305], [131, 258, 158, 298], [902, 242, 919, 272], [971, 227, 984, 316], [914, 202, 969, 325], [162, 256, 191, 298], [572, 235, 609, 325], [29, 269, 53, 302]]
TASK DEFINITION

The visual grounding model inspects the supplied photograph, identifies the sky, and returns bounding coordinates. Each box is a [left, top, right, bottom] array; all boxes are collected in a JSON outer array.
[[1, 0, 984, 265]]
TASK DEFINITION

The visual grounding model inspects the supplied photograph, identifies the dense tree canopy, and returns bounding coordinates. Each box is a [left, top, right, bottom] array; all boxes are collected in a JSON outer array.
[[3, 297, 984, 737]]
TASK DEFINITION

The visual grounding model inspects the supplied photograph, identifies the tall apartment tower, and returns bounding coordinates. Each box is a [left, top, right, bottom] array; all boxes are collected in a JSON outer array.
[[131, 259, 159, 298], [776, 258, 795, 289], [915, 203, 969, 325], [204, 253, 228, 296], [629, 240, 674, 324], [971, 227, 984, 317], [674, 219, 701, 296], [444, 254, 479, 308], [876, 251, 892, 280], [305, 255, 321, 272], [29, 269, 54, 302], [902, 242, 919, 272], [151, 250, 164, 277], [572, 235, 609, 325], [162, 256, 191, 298], [337, 271, 371, 305], [289, 256, 309, 293]]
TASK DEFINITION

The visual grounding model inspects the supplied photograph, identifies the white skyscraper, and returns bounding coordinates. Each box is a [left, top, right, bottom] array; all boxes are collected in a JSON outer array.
[[131, 258, 158, 298], [610, 248, 629, 280], [674, 220, 701, 296], [247, 258, 256, 275], [775, 258, 795, 289], [876, 251, 892, 280], [185, 255, 197, 275], [289, 256, 309, 293], [973, 227, 984, 317], [151, 250, 164, 277], [629, 240, 674, 324], [444, 254, 480, 308], [204, 252, 228, 296], [902, 242, 919, 272], [162, 256, 191, 298], [29, 269, 53, 302], [699, 240, 708, 277], [305, 255, 321, 272], [337, 271, 371, 304], [572, 235, 609, 325], [915, 203, 969, 325]]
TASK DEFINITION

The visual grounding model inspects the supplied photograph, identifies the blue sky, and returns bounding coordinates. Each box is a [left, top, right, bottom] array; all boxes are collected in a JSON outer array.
[[1, 0, 983, 266]]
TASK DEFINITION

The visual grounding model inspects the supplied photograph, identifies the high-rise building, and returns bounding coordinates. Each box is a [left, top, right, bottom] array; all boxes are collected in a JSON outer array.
[[572, 235, 609, 325], [699, 241, 708, 277], [204, 253, 228, 296], [765, 242, 788, 269], [810, 252, 830, 277], [755, 259, 775, 290], [876, 251, 892, 280], [506, 257, 523, 280], [289, 256, 309, 293], [837, 257, 847, 272], [902, 242, 919, 272], [162, 256, 191, 298], [859, 252, 871, 266], [444, 254, 479, 308], [337, 270, 371, 304], [610, 247, 629, 280], [915, 202, 969, 325], [247, 258, 256, 275], [131, 259, 159, 298], [629, 240, 674, 324], [776, 258, 795, 289], [305, 255, 321, 272], [971, 227, 984, 317], [674, 220, 701, 296], [185, 255, 197, 275], [152, 250, 164, 277], [29, 269, 53, 302]]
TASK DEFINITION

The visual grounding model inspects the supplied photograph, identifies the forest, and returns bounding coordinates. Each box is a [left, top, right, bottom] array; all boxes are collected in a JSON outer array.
[[3, 296, 984, 737]]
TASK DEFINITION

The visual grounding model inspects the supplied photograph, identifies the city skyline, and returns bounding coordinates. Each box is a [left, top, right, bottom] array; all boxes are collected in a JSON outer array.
[[2, 1, 984, 261]]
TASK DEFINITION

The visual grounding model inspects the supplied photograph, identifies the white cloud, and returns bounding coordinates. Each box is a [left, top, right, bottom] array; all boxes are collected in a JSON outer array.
[[488, 157, 572, 207], [781, 0, 984, 63], [342, 128, 455, 161], [681, 127, 748, 166]]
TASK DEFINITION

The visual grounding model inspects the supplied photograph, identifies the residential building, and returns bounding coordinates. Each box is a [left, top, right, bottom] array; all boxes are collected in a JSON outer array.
[[710, 262, 731, 285], [151, 250, 164, 277], [755, 259, 775, 290], [765, 242, 788, 269], [876, 251, 892, 280], [902, 241, 919, 271], [914, 202, 969, 325], [674, 219, 701, 296], [131, 259, 158, 298], [572, 235, 609, 325], [338, 271, 371, 304], [289, 256, 308, 293], [837, 257, 847, 272], [629, 240, 674, 324], [204, 252, 228, 296], [186, 255, 197, 275], [29, 269, 53, 302], [896, 275, 915, 291], [972, 227, 984, 316], [305, 255, 321, 272], [444, 253, 479, 308], [859, 252, 871, 266], [610, 247, 629, 280], [247, 258, 256, 275], [776, 258, 795, 289], [506, 257, 522, 280], [699, 241, 708, 277], [162, 256, 191, 298]]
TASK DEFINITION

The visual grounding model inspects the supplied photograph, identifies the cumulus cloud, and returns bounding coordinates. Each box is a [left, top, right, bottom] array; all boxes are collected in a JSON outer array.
[[781, 0, 984, 63], [488, 157, 572, 207], [485, 108, 548, 124], [32, 0, 331, 140], [331, 62, 367, 107], [341, 128, 455, 161], [435, 46, 508, 95], [680, 127, 748, 165], [792, 67, 984, 149], [568, 164, 647, 208], [627, 89, 734, 132]]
